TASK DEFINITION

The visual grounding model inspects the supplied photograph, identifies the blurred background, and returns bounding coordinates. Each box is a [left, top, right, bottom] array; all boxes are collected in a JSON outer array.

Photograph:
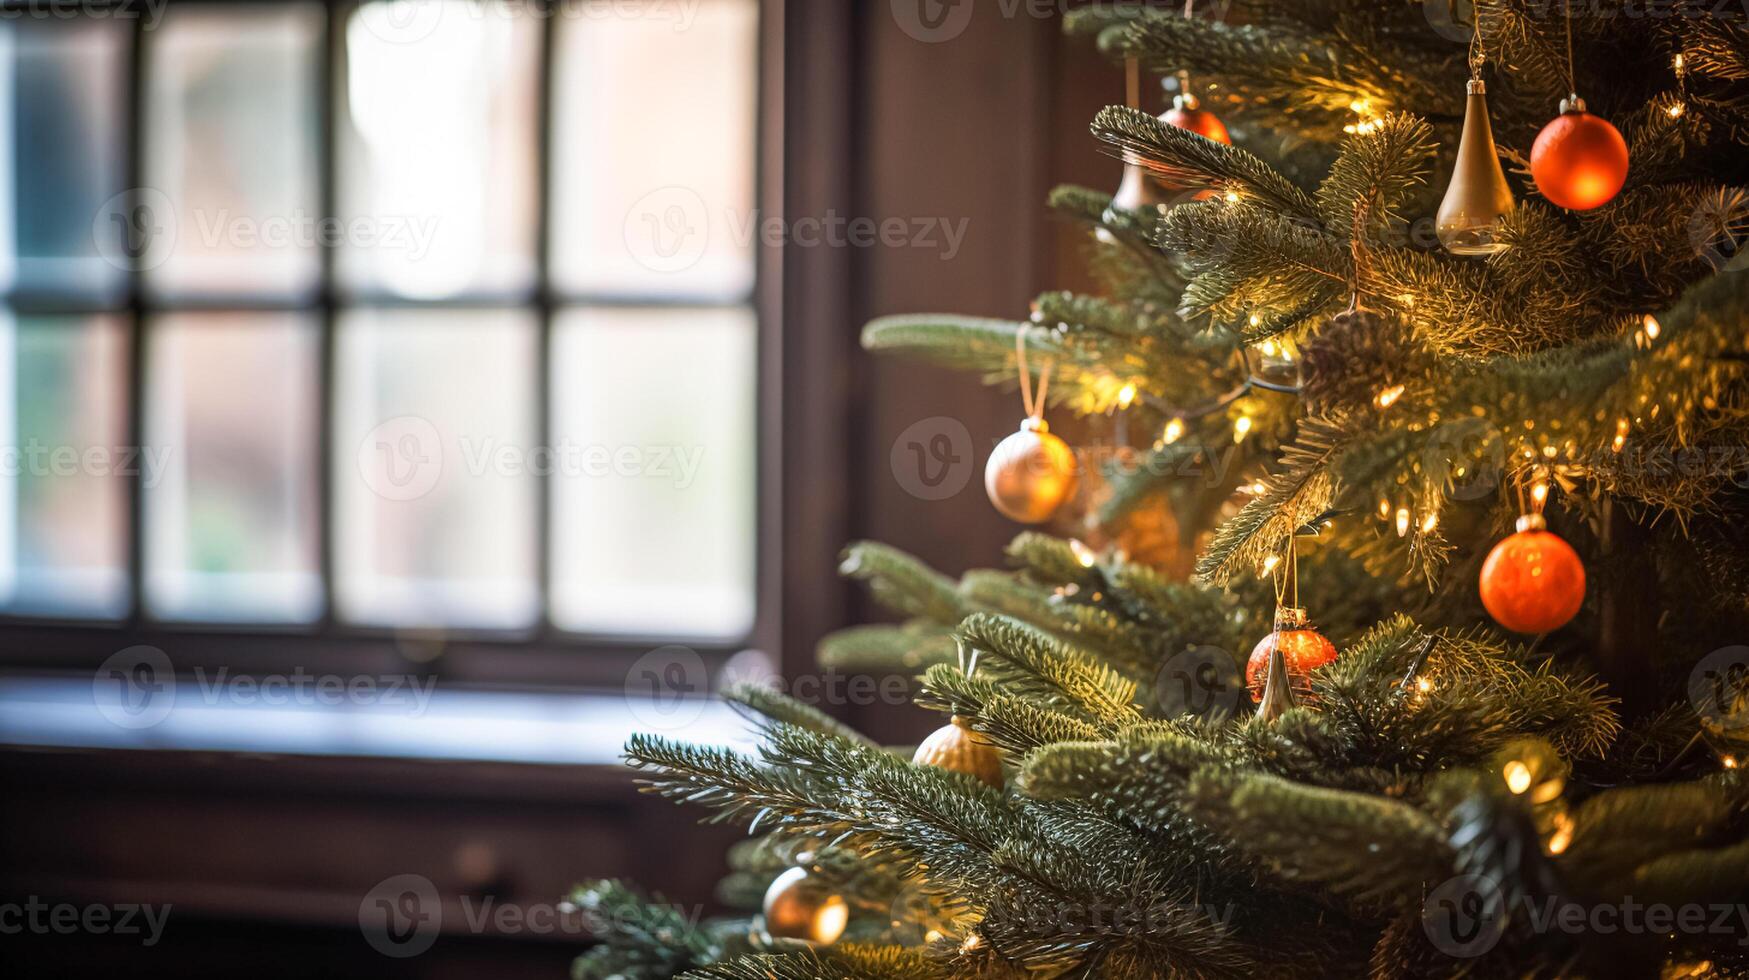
[[0, 0, 1118, 974]]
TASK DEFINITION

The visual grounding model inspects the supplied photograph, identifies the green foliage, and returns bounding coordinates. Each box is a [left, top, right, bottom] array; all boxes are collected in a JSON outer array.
[[579, 3, 1749, 977], [569, 880, 723, 980]]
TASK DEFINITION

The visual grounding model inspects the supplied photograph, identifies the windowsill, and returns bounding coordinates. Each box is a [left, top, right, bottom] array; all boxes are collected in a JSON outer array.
[[0, 672, 757, 767]]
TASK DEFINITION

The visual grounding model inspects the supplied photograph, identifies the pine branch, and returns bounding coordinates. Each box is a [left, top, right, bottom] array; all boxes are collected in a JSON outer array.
[[568, 879, 722, 980], [1196, 416, 1347, 586], [1181, 768, 1456, 917], [1113, 11, 1459, 133], [680, 945, 946, 980], [817, 623, 957, 674], [1314, 112, 1435, 240], [723, 682, 881, 749], [956, 614, 1143, 727], [1090, 105, 1321, 222], [839, 542, 967, 624]]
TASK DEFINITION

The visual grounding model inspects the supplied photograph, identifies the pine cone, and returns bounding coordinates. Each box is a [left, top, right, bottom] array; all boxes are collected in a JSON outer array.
[[1297, 308, 1428, 415]]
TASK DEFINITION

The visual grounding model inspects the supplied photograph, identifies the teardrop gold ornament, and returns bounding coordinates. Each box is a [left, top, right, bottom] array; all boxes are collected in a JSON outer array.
[[911, 716, 1005, 788], [1436, 79, 1515, 256], [1253, 643, 1297, 722]]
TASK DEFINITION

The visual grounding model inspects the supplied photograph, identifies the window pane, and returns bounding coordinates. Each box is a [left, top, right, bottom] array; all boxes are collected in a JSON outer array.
[[144, 313, 321, 623], [144, 4, 322, 301], [335, 307, 537, 629], [338, 2, 539, 299], [551, 0, 757, 300], [551, 306, 755, 637], [0, 21, 128, 300], [0, 312, 128, 617]]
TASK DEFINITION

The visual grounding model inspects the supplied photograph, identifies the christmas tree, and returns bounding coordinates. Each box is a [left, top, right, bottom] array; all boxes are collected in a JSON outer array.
[[572, 3, 1749, 977]]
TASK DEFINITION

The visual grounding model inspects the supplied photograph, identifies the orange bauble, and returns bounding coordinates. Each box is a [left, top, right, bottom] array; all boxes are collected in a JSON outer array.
[[1479, 515, 1586, 634], [1162, 105, 1231, 145], [1245, 609, 1339, 701], [1530, 103, 1629, 211], [1157, 94, 1230, 197]]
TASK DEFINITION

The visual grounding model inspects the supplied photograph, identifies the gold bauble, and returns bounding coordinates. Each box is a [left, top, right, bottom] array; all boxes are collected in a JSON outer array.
[[762, 867, 848, 944], [985, 418, 1077, 524], [911, 716, 1004, 788], [1436, 79, 1515, 256]]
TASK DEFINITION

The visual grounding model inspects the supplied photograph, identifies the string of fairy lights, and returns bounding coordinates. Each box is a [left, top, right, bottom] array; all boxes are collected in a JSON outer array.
[[754, 9, 1737, 953]]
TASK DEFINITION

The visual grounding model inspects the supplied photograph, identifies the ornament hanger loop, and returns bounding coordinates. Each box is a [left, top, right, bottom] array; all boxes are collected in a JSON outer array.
[[1272, 529, 1301, 626], [1466, 6, 1490, 79], [1562, 0, 1578, 104], [1014, 329, 1054, 423]]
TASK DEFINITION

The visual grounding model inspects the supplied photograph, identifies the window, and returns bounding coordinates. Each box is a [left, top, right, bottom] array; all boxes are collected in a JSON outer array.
[[0, 0, 763, 673]]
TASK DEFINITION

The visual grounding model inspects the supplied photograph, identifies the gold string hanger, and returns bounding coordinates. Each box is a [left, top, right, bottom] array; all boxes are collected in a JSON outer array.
[[1015, 328, 1053, 422]]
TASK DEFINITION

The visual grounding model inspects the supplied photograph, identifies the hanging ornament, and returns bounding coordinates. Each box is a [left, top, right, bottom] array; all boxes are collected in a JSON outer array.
[[1162, 71, 1231, 146], [1479, 512, 1586, 634], [986, 331, 1077, 524], [1529, 5, 1627, 211], [1253, 641, 1297, 722], [912, 715, 1005, 788], [1437, 77, 1515, 255], [762, 866, 849, 944], [1246, 606, 1339, 703], [1101, 59, 1170, 243], [1245, 538, 1337, 702], [1530, 100, 1627, 210]]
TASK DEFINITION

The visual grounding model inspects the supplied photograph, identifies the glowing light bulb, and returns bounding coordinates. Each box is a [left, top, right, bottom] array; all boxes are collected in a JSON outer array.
[[1069, 539, 1096, 568], [1504, 760, 1533, 795], [1223, 189, 1241, 204], [1395, 507, 1411, 538], [1261, 554, 1281, 575], [1233, 415, 1253, 443], [1613, 418, 1630, 453], [1546, 813, 1575, 855], [1374, 384, 1405, 409], [1118, 383, 1137, 409], [1668, 102, 1685, 118], [1416, 677, 1434, 694], [1162, 418, 1185, 444], [1421, 511, 1439, 534], [1641, 314, 1662, 345], [1531, 481, 1550, 507]]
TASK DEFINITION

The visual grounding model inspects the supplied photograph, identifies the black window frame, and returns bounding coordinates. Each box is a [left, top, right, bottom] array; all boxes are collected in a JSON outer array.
[[0, 0, 783, 692]]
